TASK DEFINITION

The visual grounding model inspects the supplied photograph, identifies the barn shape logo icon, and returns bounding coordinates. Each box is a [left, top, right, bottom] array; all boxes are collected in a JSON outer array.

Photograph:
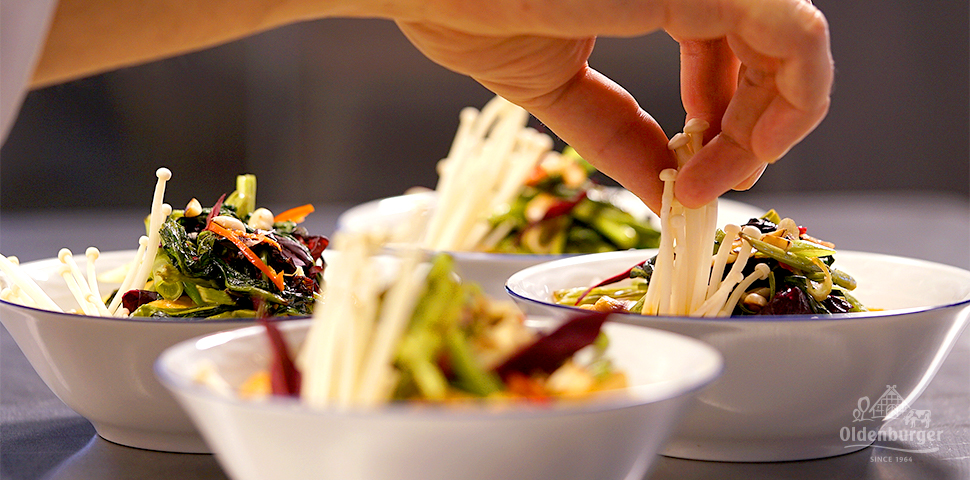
[[852, 385, 908, 422], [840, 385, 943, 454]]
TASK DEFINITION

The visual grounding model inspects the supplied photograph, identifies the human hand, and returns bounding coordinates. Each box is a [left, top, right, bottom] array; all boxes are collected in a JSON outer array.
[[392, 0, 832, 210], [28, 0, 830, 211]]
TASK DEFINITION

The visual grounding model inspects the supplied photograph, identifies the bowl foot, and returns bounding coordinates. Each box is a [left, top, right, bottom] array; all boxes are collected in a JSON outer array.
[[660, 437, 873, 462], [94, 424, 211, 454]]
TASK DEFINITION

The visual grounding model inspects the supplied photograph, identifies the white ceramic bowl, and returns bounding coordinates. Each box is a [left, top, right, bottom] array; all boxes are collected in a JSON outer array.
[[155, 317, 723, 480], [505, 249, 970, 462], [337, 189, 765, 298], [0, 251, 278, 453]]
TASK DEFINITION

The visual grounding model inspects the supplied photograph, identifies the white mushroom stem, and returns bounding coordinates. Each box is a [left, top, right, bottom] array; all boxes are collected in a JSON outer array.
[[1, 287, 34, 306], [299, 239, 349, 404], [356, 248, 425, 406], [59, 249, 110, 316], [640, 120, 773, 317], [668, 133, 692, 166], [447, 107, 480, 161], [426, 107, 479, 245], [336, 235, 382, 407], [0, 254, 62, 311], [694, 271, 744, 317], [59, 249, 87, 291], [301, 228, 433, 409], [652, 124, 721, 316], [716, 226, 762, 290], [686, 200, 718, 314], [460, 131, 552, 251], [58, 265, 98, 315], [707, 224, 741, 299], [424, 105, 491, 247], [491, 130, 554, 213], [1, 277, 37, 307], [131, 168, 173, 291], [7, 257, 35, 307], [0, 256, 23, 306], [641, 168, 678, 315], [717, 263, 772, 316], [692, 226, 761, 317], [476, 218, 517, 252], [108, 236, 149, 315], [668, 211, 689, 315], [85, 247, 103, 304], [422, 96, 551, 252], [683, 118, 710, 154], [300, 232, 377, 408], [432, 99, 527, 249]]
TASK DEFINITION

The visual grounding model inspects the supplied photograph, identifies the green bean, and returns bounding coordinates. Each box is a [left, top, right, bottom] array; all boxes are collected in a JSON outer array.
[[761, 209, 782, 224], [181, 281, 203, 305], [554, 283, 648, 306], [788, 239, 836, 258], [224, 174, 257, 219], [833, 286, 867, 312], [396, 254, 465, 399], [444, 327, 503, 396], [741, 233, 857, 290]]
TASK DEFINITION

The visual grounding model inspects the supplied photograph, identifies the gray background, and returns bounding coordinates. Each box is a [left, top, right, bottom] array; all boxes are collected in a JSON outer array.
[[1, 1, 967, 211]]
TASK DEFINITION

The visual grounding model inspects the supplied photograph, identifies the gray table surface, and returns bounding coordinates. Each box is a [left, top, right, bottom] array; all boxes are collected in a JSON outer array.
[[2, 191, 968, 480]]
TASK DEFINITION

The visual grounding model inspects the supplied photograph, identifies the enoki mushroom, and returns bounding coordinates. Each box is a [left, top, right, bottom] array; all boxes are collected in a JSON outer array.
[[640, 120, 770, 317], [421, 95, 553, 251], [1, 168, 174, 317]]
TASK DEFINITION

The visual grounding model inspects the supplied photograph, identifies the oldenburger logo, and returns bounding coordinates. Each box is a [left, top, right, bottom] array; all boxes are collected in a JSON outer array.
[[840, 385, 943, 453]]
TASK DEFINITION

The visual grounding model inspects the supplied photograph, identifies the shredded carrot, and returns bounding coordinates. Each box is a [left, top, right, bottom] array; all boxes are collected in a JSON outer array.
[[239, 231, 282, 252], [524, 165, 547, 186], [274, 204, 315, 224], [505, 373, 551, 403], [207, 222, 286, 291]]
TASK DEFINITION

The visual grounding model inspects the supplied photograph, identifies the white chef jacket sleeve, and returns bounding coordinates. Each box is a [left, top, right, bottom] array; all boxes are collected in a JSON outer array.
[[1, 0, 60, 143]]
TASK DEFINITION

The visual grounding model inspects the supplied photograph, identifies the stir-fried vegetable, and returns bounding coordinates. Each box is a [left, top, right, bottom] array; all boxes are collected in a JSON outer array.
[[554, 120, 864, 317], [484, 148, 660, 254], [123, 175, 328, 318], [0, 169, 328, 319], [228, 233, 627, 405], [557, 209, 866, 316], [419, 95, 659, 255]]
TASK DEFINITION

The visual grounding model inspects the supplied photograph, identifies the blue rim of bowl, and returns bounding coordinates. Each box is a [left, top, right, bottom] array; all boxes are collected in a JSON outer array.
[[433, 249, 579, 262], [505, 287, 970, 323], [505, 249, 970, 324], [0, 250, 310, 324], [335, 191, 765, 262], [154, 319, 724, 420], [0, 297, 308, 324]]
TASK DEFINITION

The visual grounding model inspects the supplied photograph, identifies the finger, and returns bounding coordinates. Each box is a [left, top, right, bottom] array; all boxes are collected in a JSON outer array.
[[396, 23, 674, 210], [733, 162, 767, 190], [717, 53, 781, 157], [674, 133, 767, 207], [679, 37, 739, 142], [674, 57, 776, 206], [497, 66, 676, 211], [672, 1, 832, 207], [730, 1, 833, 160]]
